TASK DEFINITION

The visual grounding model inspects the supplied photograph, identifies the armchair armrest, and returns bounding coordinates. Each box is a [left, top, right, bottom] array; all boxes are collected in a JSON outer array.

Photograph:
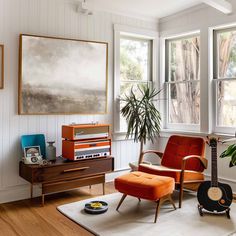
[[181, 155, 208, 171], [139, 150, 164, 164]]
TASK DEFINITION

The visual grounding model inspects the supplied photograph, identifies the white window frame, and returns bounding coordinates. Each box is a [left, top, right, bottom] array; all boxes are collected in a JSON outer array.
[[211, 23, 236, 135], [162, 31, 201, 132], [113, 24, 158, 138]]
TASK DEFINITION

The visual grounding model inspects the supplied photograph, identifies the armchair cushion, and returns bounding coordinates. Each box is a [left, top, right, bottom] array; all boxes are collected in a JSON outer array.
[[160, 135, 205, 172], [139, 164, 204, 183]]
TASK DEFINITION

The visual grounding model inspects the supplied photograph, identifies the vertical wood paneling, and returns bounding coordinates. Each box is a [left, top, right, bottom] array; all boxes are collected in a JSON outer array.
[[0, 0, 158, 198]]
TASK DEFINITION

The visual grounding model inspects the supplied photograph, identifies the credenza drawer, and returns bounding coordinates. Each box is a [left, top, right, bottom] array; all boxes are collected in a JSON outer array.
[[33, 157, 114, 182], [42, 175, 105, 194]]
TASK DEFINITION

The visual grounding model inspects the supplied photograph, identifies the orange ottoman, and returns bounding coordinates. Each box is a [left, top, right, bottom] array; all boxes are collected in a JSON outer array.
[[115, 171, 176, 222]]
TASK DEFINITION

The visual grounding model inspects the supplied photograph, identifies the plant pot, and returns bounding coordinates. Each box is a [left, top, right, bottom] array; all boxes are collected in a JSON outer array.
[[129, 161, 152, 172]]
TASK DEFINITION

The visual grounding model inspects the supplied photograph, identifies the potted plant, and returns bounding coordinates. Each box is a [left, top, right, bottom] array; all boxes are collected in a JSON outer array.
[[121, 86, 162, 170], [220, 143, 236, 167]]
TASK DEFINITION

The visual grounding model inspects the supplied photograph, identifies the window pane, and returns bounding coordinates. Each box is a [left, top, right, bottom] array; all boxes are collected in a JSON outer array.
[[120, 81, 148, 98], [120, 37, 151, 82], [120, 82, 149, 132], [218, 30, 236, 78], [169, 36, 200, 82], [169, 82, 200, 124], [217, 80, 236, 126]]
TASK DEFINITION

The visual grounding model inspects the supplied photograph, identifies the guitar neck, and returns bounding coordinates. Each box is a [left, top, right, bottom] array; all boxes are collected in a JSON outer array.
[[211, 146, 218, 186]]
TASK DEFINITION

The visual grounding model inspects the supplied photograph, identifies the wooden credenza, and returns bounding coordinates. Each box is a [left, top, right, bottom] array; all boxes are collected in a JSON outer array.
[[19, 156, 114, 206]]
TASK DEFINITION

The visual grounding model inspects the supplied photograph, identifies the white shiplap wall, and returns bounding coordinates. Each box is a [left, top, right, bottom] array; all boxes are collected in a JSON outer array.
[[0, 0, 158, 203]]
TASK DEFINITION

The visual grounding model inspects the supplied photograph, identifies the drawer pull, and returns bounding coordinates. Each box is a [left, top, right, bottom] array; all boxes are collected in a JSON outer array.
[[63, 167, 89, 173]]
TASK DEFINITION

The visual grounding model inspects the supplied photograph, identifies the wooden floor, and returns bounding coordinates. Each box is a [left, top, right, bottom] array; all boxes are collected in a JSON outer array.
[[0, 183, 235, 236], [0, 182, 117, 236]]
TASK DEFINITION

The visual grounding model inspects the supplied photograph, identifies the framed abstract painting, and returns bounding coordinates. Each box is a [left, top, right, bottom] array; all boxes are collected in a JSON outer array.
[[18, 34, 108, 114]]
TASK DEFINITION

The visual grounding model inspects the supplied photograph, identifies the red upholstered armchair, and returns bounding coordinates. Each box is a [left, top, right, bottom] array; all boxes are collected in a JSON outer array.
[[138, 135, 207, 208]]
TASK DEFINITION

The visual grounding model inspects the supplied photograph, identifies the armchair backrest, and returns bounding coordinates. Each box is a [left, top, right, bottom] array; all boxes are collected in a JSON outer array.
[[161, 135, 205, 172]]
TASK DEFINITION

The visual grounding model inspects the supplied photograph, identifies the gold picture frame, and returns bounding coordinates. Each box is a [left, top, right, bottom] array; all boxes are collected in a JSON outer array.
[[0, 44, 4, 89], [18, 34, 108, 115]]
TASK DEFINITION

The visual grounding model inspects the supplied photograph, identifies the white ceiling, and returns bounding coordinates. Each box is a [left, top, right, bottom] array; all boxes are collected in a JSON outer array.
[[87, 0, 203, 21]]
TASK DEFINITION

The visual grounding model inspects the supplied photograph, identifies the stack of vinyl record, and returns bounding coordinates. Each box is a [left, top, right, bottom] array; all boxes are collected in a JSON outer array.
[[84, 201, 108, 214]]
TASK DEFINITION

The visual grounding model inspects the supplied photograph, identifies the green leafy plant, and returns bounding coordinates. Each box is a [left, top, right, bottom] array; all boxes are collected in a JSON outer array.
[[121, 86, 162, 165], [220, 144, 236, 167]]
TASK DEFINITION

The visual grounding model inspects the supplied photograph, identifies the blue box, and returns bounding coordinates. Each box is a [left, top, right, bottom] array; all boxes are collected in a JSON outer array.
[[21, 134, 46, 158]]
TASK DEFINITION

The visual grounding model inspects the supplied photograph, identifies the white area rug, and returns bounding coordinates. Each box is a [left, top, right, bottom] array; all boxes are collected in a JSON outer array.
[[57, 192, 236, 236]]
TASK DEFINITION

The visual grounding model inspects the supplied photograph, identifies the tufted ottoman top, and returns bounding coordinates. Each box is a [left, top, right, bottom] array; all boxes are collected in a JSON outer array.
[[115, 171, 175, 201]]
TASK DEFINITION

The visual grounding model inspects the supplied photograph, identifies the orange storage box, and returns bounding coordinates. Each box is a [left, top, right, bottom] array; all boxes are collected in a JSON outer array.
[[62, 124, 110, 141], [62, 124, 111, 161], [62, 138, 111, 161]]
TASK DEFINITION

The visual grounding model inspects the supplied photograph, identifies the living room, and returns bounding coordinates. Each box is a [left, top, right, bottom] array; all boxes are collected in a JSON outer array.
[[0, 0, 236, 235]]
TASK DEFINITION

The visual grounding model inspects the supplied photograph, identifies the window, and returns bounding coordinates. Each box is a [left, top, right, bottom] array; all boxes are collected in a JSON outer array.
[[114, 25, 157, 134], [119, 37, 152, 130], [165, 34, 200, 130], [214, 28, 236, 133]]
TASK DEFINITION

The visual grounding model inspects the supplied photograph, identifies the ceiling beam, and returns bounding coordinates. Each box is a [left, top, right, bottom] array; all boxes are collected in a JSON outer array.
[[202, 0, 232, 14]]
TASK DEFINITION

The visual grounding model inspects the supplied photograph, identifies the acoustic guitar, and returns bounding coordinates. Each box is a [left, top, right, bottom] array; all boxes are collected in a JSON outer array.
[[197, 137, 233, 218]]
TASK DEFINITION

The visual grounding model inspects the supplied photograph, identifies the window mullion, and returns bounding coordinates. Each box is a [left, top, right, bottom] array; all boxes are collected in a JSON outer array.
[[121, 80, 150, 83], [214, 77, 236, 81], [165, 80, 200, 85]]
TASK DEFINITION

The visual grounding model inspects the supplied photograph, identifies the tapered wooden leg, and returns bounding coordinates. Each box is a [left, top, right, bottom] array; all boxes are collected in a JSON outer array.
[[154, 194, 176, 223], [179, 186, 183, 208], [30, 184, 33, 199], [168, 194, 176, 210], [154, 200, 160, 223], [116, 194, 127, 211], [42, 194, 45, 207], [102, 183, 105, 195], [138, 198, 141, 202], [179, 171, 185, 208]]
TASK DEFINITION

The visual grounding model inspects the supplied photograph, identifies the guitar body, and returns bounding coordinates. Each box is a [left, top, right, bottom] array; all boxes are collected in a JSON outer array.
[[197, 181, 233, 212]]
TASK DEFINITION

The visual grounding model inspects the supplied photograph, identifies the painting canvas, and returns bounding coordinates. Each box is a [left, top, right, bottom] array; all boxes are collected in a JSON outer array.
[[19, 35, 108, 114], [0, 45, 3, 89]]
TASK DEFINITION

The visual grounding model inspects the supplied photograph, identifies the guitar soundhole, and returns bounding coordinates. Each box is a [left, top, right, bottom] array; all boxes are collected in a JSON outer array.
[[207, 187, 223, 201]]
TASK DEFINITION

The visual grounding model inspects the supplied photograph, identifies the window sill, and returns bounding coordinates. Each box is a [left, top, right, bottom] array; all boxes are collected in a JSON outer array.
[[113, 129, 236, 142], [160, 129, 208, 138], [160, 129, 236, 143], [112, 132, 133, 141], [112, 130, 205, 141]]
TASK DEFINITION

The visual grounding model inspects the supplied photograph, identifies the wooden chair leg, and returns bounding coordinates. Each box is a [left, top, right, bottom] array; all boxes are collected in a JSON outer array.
[[116, 194, 127, 211], [154, 200, 160, 223], [179, 171, 185, 208], [138, 198, 141, 202], [179, 184, 184, 208]]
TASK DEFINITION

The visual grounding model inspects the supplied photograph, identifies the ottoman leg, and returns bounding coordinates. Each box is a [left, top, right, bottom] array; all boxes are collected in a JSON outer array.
[[168, 194, 176, 210], [154, 200, 160, 223], [116, 194, 127, 211], [154, 194, 176, 223]]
